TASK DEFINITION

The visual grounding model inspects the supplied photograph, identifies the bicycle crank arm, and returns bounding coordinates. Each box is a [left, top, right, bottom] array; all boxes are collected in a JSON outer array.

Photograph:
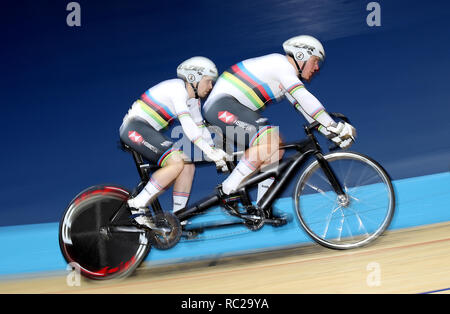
[[239, 214, 263, 221], [150, 226, 172, 235], [108, 224, 171, 235]]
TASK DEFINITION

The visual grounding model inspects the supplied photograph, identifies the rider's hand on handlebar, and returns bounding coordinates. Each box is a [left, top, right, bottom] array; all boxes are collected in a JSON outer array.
[[326, 122, 357, 149], [215, 159, 229, 172], [330, 137, 354, 149], [205, 147, 230, 172]]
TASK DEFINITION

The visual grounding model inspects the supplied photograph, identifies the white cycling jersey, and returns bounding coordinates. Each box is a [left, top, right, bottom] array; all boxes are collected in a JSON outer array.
[[186, 97, 214, 146], [125, 78, 214, 153], [204, 53, 335, 129]]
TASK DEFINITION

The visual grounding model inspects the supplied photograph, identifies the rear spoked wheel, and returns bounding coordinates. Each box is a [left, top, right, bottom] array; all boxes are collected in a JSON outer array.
[[59, 185, 151, 280], [294, 152, 395, 250]]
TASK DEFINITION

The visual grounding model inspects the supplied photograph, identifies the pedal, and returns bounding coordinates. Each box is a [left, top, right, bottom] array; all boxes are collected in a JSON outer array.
[[263, 207, 293, 227], [264, 217, 288, 227], [242, 206, 265, 231], [182, 229, 201, 240], [181, 231, 198, 240]]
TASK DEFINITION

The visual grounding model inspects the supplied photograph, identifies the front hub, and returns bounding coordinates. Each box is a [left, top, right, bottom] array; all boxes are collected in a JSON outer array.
[[337, 194, 350, 207]]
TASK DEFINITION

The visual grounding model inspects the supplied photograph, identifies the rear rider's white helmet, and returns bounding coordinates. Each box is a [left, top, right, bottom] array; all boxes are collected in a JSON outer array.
[[177, 56, 218, 84], [283, 35, 325, 62]]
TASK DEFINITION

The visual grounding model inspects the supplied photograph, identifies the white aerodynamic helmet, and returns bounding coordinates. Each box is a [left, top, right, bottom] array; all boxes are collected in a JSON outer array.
[[283, 35, 325, 63], [177, 56, 218, 84]]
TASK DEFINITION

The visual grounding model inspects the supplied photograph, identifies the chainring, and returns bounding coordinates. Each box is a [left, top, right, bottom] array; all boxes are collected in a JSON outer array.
[[243, 206, 265, 231], [149, 211, 182, 250]]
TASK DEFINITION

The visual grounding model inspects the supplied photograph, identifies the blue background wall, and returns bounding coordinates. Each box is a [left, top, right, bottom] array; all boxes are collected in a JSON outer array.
[[1, 0, 449, 226]]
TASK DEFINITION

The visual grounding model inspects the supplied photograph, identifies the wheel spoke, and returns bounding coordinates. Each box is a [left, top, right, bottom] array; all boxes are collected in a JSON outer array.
[[347, 187, 387, 201], [342, 159, 356, 187], [336, 207, 345, 241], [321, 201, 340, 239], [345, 206, 369, 236], [304, 181, 336, 202]]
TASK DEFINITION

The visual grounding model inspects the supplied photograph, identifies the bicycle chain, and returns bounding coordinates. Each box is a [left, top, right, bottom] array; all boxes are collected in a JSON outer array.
[[178, 205, 294, 242], [180, 228, 252, 242], [179, 207, 257, 242]]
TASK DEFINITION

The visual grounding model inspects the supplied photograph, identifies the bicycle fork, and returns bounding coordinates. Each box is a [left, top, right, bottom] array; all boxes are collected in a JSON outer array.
[[315, 153, 349, 206]]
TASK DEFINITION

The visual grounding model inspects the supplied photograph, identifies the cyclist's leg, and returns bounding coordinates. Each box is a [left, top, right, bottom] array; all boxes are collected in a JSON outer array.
[[150, 151, 185, 193], [119, 117, 185, 209], [246, 124, 283, 166], [248, 127, 285, 202], [204, 95, 282, 195], [236, 124, 284, 199], [172, 162, 195, 213]]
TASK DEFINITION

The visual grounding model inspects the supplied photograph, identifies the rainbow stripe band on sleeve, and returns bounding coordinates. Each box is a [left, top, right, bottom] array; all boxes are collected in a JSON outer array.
[[291, 98, 325, 122], [177, 111, 191, 119], [311, 108, 325, 120], [287, 83, 305, 95], [157, 147, 183, 167], [192, 136, 203, 145], [292, 101, 301, 111]]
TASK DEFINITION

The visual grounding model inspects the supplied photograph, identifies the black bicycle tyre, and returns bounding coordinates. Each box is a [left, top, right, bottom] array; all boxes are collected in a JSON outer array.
[[59, 184, 152, 280], [293, 151, 395, 250]]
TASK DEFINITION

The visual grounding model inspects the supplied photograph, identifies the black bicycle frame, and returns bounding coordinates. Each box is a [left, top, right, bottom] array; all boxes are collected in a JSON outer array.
[[122, 118, 347, 227], [174, 129, 345, 224]]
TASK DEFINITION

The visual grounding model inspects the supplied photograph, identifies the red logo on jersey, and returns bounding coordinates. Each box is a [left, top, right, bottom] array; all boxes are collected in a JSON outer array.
[[128, 131, 144, 144], [218, 111, 238, 124]]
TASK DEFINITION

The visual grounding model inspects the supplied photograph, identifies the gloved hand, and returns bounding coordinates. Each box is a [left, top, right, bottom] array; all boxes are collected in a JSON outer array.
[[205, 147, 230, 172], [326, 122, 356, 149]]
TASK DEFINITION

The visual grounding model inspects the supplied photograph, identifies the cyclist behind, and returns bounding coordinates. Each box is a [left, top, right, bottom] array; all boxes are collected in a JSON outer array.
[[203, 35, 356, 218], [120, 57, 227, 227]]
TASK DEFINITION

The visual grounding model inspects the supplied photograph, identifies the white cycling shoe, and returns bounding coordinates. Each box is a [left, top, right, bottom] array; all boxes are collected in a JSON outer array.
[[130, 208, 154, 229]]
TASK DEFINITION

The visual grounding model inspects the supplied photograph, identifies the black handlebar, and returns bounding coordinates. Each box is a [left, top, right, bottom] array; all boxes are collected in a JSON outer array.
[[304, 112, 351, 152]]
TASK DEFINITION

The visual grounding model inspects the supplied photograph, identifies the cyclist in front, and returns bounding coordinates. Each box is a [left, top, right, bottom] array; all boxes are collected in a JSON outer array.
[[120, 57, 227, 228], [203, 35, 356, 222]]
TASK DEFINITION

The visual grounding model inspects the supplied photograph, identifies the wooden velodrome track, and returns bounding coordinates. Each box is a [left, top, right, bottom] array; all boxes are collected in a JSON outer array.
[[1, 222, 449, 294]]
